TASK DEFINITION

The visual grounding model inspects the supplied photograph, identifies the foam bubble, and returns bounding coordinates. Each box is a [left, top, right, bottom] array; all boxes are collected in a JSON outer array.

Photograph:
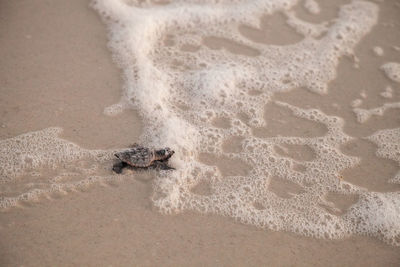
[[303, 0, 320, 14], [380, 86, 393, 98], [381, 62, 400, 83], [351, 98, 363, 108], [104, 102, 127, 116], [373, 46, 384, 56]]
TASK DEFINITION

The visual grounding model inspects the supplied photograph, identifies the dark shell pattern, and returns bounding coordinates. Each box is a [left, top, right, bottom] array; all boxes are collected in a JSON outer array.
[[115, 146, 155, 167]]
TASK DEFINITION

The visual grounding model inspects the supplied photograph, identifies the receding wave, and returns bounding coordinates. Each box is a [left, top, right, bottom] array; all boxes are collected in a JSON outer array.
[[2, 0, 400, 246]]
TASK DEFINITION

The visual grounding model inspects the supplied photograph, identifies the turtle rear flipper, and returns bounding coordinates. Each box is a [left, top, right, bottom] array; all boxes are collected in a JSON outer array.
[[113, 161, 127, 174]]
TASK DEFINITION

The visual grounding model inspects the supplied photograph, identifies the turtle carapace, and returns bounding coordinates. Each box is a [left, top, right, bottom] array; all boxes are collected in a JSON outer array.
[[112, 144, 175, 173]]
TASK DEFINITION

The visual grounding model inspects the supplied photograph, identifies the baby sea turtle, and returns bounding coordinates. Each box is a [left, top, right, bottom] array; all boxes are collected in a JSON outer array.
[[112, 143, 175, 174]]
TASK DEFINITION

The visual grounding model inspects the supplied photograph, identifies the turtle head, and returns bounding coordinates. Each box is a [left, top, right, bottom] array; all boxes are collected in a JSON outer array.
[[155, 147, 174, 161]]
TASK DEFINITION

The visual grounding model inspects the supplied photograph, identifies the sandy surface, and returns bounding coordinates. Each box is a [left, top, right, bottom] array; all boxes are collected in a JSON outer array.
[[0, 0, 142, 149], [1, 179, 400, 266], [0, 0, 399, 266]]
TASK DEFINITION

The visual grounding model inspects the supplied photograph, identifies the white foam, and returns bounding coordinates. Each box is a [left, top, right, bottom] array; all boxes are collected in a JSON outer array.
[[285, 10, 328, 38], [87, 0, 400, 246], [381, 62, 400, 83], [303, 0, 320, 14], [367, 128, 400, 184], [0, 128, 116, 209], [0, 128, 87, 180], [351, 98, 363, 108], [346, 192, 400, 246], [104, 102, 127, 116], [373, 46, 384, 56], [380, 86, 393, 98], [353, 102, 400, 123], [360, 90, 367, 99], [4, 0, 399, 246]]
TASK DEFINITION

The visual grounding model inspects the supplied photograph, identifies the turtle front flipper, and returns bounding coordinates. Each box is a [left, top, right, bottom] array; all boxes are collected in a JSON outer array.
[[153, 161, 175, 170], [112, 161, 127, 174]]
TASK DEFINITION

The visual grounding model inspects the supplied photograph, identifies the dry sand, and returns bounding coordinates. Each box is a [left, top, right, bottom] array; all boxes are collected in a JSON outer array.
[[0, 0, 399, 266]]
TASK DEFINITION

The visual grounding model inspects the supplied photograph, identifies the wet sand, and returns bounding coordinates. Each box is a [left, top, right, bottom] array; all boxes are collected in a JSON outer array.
[[0, 0, 142, 149], [1, 179, 400, 266], [0, 0, 399, 266]]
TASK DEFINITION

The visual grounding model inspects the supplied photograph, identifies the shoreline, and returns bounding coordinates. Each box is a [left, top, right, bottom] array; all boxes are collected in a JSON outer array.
[[1, 178, 399, 266], [0, 0, 399, 266]]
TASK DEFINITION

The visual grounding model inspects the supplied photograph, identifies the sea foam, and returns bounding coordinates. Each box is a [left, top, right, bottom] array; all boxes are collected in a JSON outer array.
[[89, 0, 400, 245], [0, 128, 114, 209], [2, 0, 400, 246]]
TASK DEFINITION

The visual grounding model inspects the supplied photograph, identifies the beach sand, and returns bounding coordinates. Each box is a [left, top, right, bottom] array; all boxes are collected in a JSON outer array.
[[0, 0, 399, 266]]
